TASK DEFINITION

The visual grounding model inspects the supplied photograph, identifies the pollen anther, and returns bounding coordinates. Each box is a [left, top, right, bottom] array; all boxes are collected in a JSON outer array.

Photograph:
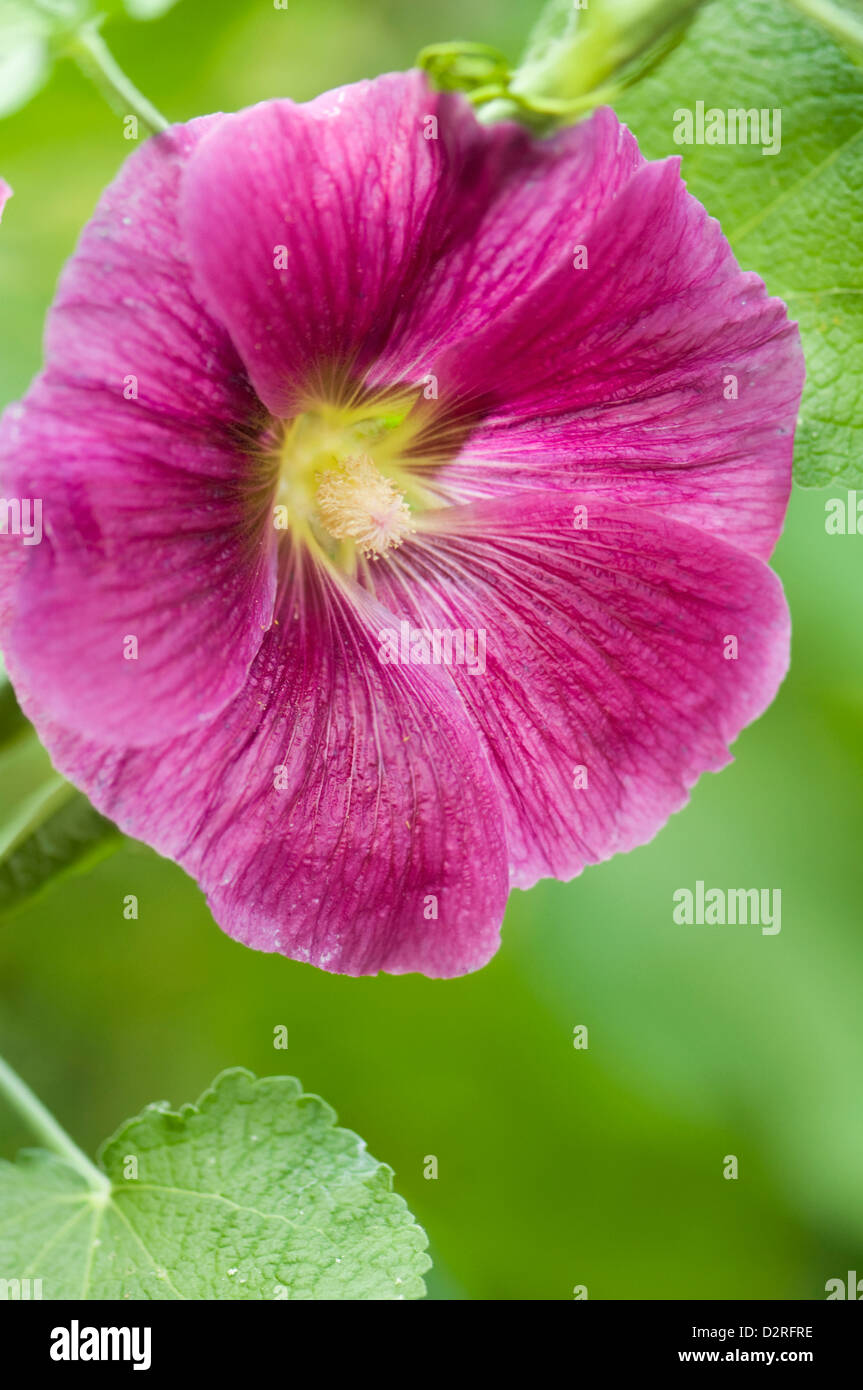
[[314, 453, 414, 557]]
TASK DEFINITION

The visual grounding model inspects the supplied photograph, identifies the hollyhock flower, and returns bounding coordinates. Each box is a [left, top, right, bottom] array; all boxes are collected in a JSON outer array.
[[0, 73, 802, 977]]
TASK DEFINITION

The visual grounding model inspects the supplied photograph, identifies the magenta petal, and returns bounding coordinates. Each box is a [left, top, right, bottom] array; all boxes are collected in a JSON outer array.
[[0, 121, 278, 744], [369, 491, 790, 890], [0, 181, 11, 219], [180, 73, 451, 413], [16, 557, 509, 977], [368, 103, 644, 386], [179, 80, 641, 410], [433, 155, 803, 561]]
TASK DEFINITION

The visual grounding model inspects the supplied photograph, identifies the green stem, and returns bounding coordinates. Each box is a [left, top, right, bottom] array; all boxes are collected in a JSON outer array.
[[68, 24, 170, 136], [0, 1052, 110, 1193]]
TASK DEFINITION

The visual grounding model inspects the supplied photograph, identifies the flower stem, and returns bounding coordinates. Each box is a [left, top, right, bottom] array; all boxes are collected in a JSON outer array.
[[0, 1051, 110, 1193], [68, 24, 170, 137]]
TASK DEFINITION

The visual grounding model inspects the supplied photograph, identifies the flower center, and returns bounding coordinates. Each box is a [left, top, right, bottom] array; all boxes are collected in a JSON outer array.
[[272, 389, 429, 567], [315, 454, 414, 557]]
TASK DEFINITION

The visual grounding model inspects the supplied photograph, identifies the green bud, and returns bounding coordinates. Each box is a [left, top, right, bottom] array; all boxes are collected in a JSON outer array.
[[483, 0, 707, 130]]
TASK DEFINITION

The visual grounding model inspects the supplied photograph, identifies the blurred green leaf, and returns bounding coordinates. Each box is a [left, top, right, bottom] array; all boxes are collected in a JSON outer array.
[[0, 766, 121, 919], [614, 0, 863, 487], [0, 1067, 430, 1299], [0, 1, 53, 117], [121, 0, 180, 18], [0, 0, 182, 121]]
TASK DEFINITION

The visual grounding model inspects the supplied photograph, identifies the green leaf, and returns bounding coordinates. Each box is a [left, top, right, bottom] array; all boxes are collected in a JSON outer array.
[[0, 1068, 430, 1299], [0, 772, 122, 919], [786, 0, 863, 62], [612, 0, 863, 487]]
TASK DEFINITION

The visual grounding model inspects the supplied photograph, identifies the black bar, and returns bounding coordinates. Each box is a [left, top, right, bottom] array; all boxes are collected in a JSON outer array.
[[2, 1298, 860, 1373]]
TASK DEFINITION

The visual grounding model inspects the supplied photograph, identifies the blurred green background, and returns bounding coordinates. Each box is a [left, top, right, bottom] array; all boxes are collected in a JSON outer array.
[[1, 0, 862, 1300]]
